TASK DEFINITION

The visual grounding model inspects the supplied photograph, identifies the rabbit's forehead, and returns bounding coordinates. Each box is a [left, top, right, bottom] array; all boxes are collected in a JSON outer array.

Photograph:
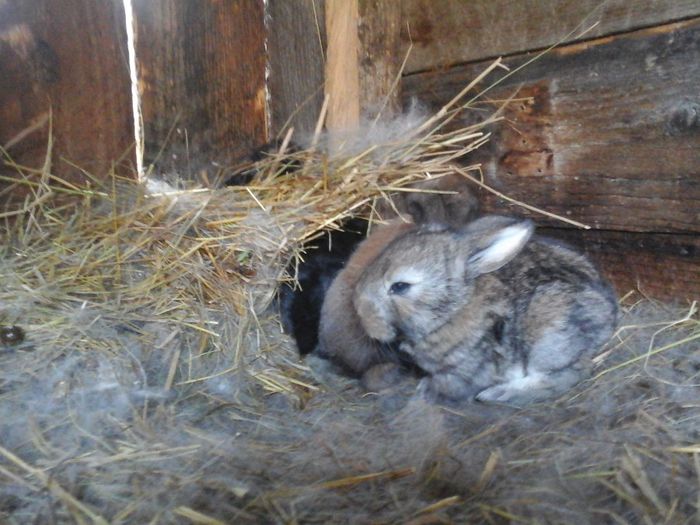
[[393, 231, 450, 253], [385, 265, 426, 284], [367, 230, 454, 280]]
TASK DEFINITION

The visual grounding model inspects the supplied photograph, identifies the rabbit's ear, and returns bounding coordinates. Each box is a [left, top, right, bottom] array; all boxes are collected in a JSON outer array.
[[465, 220, 534, 275]]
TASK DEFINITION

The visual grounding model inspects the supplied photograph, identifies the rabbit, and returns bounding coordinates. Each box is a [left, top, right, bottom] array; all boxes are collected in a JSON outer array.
[[282, 174, 479, 363], [353, 215, 618, 405], [315, 174, 480, 388], [316, 220, 418, 386], [389, 173, 480, 229], [234, 142, 480, 360], [278, 218, 368, 355]]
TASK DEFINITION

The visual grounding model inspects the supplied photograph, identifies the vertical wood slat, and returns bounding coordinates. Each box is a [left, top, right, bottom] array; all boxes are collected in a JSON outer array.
[[358, 0, 402, 119], [132, 0, 267, 181], [267, 0, 326, 140], [324, 0, 402, 131], [0, 0, 134, 184], [325, 0, 360, 131]]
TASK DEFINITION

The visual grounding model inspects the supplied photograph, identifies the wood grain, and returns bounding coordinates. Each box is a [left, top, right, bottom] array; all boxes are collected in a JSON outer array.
[[539, 228, 700, 302], [401, 0, 700, 73], [325, 0, 402, 131], [132, 0, 267, 180], [267, 0, 326, 139], [325, 0, 360, 131], [358, 0, 402, 119], [403, 19, 700, 234], [0, 0, 134, 185]]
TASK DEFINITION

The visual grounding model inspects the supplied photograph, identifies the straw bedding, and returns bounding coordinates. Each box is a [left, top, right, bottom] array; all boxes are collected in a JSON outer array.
[[1, 78, 699, 525]]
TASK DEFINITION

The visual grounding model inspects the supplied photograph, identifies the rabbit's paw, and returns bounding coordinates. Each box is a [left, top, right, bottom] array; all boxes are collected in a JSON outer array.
[[416, 373, 477, 403], [475, 369, 545, 405], [475, 384, 519, 404]]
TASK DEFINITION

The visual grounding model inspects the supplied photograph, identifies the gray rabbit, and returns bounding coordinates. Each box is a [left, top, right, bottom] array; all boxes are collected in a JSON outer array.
[[317, 174, 479, 389], [353, 215, 618, 405]]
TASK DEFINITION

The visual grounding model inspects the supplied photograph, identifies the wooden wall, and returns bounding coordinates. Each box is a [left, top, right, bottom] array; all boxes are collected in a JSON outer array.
[[0, 0, 133, 185], [267, 0, 326, 139], [400, 1, 700, 301], [401, 0, 700, 73], [1, 0, 270, 187], [132, 0, 267, 181]]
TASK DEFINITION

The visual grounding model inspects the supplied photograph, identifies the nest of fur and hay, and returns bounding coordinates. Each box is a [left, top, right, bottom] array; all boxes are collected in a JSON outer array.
[[1, 66, 699, 524]]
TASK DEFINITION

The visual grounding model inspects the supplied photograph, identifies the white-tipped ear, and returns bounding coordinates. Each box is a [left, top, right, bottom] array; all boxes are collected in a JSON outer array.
[[467, 221, 534, 274]]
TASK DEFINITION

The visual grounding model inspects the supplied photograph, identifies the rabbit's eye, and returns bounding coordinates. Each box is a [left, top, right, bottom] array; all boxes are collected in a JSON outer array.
[[389, 281, 411, 295]]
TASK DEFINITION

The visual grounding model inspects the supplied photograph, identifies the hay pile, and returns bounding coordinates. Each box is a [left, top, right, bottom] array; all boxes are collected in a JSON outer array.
[[1, 72, 699, 523]]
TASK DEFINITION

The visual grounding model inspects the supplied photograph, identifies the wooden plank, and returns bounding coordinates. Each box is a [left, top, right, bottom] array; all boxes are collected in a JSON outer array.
[[325, 0, 360, 130], [357, 0, 403, 119], [132, 0, 267, 180], [325, 0, 402, 131], [401, 0, 700, 73], [267, 0, 325, 139], [0, 0, 134, 185], [403, 19, 700, 234], [539, 228, 700, 302]]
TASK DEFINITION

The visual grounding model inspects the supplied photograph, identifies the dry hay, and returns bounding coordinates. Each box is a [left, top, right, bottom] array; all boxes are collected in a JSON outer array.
[[1, 71, 700, 524]]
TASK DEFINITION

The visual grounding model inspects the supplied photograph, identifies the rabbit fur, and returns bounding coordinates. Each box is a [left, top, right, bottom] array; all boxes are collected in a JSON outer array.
[[280, 175, 476, 358], [279, 219, 368, 355], [316, 175, 480, 388], [353, 215, 618, 405], [390, 173, 480, 228], [316, 221, 416, 383]]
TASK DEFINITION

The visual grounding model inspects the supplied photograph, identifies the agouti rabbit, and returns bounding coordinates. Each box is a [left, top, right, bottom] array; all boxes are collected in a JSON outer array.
[[353, 215, 618, 405], [284, 174, 479, 362], [315, 175, 480, 388]]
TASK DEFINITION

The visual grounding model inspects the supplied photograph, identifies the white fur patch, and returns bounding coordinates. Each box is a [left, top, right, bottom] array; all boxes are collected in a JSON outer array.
[[474, 223, 532, 270], [503, 367, 545, 390], [530, 328, 574, 369], [476, 367, 545, 403]]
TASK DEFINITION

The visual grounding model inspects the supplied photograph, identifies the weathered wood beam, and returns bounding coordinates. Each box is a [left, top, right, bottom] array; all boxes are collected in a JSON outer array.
[[403, 19, 700, 234], [401, 0, 700, 73], [325, 0, 360, 131]]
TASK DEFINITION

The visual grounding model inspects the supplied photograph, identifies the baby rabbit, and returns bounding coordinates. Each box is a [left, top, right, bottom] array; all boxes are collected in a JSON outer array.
[[316, 220, 416, 383], [353, 215, 618, 405], [279, 219, 367, 355], [391, 173, 480, 228], [317, 174, 480, 389]]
